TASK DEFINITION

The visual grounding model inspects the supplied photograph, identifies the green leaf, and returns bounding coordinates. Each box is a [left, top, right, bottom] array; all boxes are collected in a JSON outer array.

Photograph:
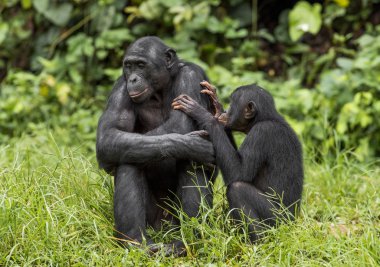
[[32, 0, 49, 13], [336, 57, 353, 70], [0, 23, 9, 45], [33, 1, 73, 26], [357, 34, 374, 48], [139, 0, 163, 20], [43, 3, 73, 26], [21, 0, 32, 9], [288, 1, 322, 41]]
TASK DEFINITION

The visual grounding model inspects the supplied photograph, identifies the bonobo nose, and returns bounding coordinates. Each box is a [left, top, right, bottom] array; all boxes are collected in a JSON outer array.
[[128, 74, 139, 84]]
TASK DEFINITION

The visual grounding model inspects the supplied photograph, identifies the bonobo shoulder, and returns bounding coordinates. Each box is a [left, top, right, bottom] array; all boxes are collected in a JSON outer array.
[[179, 62, 207, 78], [105, 76, 131, 111], [249, 121, 279, 138], [109, 76, 127, 97]]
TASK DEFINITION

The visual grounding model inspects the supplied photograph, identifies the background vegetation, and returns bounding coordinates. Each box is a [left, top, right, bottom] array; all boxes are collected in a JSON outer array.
[[1, 0, 379, 265]]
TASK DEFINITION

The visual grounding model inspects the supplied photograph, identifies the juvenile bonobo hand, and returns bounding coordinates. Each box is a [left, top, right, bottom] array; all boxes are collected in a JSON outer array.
[[200, 81, 228, 126], [172, 94, 214, 124], [200, 81, 223, 119]]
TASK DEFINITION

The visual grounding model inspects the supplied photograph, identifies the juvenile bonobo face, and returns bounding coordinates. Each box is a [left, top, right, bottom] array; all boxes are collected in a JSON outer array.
[[123, 38, 175, 103], [224, 90, 256, 133], [223, 84, 279, 132]]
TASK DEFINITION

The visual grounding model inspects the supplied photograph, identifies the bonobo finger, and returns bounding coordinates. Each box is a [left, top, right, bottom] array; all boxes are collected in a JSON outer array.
[[186, 130, 210, 141], [173, 94, 193, 101], [180, 97, 193, 105], [174, 98, 191, 107], [172, 104, 186, 111], [172, 99, 184, 106], [200, 81, 211, 88], [180, 94, 194, 102], [190, 130, 209, 137], [172, 100, 184, 107], [201, 90, 217, 102], [173, 94, 190, 102], [200, 89, 213, 96], [174, 96, 193, 106], [200, 81, 216, 93]]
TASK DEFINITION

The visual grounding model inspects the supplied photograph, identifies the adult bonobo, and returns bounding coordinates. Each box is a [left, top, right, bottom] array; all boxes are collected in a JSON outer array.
[[173, 82, 304, 241], [96, 37, 215, 254]]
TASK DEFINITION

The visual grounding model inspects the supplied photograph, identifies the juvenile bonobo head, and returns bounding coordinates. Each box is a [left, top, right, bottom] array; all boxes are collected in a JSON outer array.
[[123, 36, 179, 103], [223, 84, 279, 132]]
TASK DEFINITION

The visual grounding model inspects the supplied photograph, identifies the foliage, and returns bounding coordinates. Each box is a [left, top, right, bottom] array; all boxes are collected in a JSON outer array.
[[1, 0, 380, 162], [0, 130, 379, 265], [0, 1, 379, 264], [288, 1, 322, 41]]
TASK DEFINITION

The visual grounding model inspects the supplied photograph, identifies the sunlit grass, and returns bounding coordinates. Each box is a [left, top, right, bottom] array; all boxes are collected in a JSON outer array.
[[0, 130, 379, 266]]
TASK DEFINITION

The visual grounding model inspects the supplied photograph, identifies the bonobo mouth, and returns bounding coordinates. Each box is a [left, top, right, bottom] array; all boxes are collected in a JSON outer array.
[[129, 88, 149, 99], [218, 113, 228, 126]]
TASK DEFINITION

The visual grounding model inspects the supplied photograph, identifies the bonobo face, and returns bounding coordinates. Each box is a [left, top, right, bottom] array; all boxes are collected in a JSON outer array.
[[123, 55, 155, 103], [123, 39, 173, 103], [224, 93, 256, 133]]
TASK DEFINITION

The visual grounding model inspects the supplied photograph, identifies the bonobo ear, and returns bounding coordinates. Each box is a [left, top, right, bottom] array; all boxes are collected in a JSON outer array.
[[165, 48, 177, 69], [244, 101, 256, 120]]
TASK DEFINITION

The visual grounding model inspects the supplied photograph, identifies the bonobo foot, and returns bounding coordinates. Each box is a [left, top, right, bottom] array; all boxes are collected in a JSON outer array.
[[148, 240, 187, 257], [117, 238, 187, 257]]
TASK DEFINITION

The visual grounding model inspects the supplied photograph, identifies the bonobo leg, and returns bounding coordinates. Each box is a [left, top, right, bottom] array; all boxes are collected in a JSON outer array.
[[226, 181, 277, 242], [114, 164, 157, 245], [163, 161, 215, 256], [177, 161, 215, 218]]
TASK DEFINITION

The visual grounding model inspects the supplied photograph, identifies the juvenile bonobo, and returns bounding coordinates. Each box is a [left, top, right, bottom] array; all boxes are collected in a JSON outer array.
[[96, 37, 216, 255], [172, 82, 304, 241]]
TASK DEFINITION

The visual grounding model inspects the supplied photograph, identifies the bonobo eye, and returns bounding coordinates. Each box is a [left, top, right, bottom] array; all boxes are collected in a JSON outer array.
[[124, 62, 132, 69], [137, 62, 145, 68]]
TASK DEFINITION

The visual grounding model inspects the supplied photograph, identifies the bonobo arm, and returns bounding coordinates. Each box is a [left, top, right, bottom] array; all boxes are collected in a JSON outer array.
[[145, 64, 210, 136], [96, 77, 214, 173], [172, 95, 263, 185]]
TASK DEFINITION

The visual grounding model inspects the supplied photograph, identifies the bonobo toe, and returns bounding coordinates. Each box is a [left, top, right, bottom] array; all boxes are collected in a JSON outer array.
[[147, 240, 187, 257]]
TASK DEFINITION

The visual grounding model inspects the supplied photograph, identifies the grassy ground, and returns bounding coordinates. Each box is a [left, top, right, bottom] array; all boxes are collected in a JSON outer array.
[[0, 130, 379, 266]]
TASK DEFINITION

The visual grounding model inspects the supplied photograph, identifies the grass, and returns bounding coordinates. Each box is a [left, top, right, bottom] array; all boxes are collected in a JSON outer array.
[[0, 129, 379, 266]]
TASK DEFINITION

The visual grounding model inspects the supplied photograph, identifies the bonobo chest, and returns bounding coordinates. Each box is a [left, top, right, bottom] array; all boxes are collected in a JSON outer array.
[[135, 99, 168, 133]]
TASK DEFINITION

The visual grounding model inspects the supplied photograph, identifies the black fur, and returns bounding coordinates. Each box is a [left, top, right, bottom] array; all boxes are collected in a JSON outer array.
[[96, 36, 215, 253], [173, 84, 304, 241]]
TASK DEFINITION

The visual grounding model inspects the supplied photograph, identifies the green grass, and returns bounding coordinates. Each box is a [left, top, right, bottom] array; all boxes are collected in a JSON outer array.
[[0, 130, 379, 266]]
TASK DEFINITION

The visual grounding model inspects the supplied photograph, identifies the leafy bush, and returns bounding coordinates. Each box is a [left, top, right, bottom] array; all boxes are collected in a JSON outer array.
[[0, 0, 379, 160]]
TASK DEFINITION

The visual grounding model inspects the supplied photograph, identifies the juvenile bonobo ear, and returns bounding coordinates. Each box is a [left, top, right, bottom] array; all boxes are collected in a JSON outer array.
[[244, 101, 256, 120], [165, 48, 177, 69]]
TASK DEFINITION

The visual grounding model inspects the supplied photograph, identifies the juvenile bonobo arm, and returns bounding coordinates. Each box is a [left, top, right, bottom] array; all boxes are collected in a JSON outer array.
[[146, 65, 210, 135], [96, 77, 215, 171], [172, 95, 263, 185]]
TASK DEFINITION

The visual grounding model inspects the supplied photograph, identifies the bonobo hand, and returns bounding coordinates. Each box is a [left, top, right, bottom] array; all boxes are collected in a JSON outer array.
[[200, 81, 223, 119], [172, 94, 202, 117], [172, 94, 213, 124], [168, 133, 215, 163]]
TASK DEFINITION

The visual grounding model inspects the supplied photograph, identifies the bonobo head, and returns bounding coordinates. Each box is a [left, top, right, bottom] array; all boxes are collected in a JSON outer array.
[[123, 36, 179, 103], [221, 84, 280, 132]]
